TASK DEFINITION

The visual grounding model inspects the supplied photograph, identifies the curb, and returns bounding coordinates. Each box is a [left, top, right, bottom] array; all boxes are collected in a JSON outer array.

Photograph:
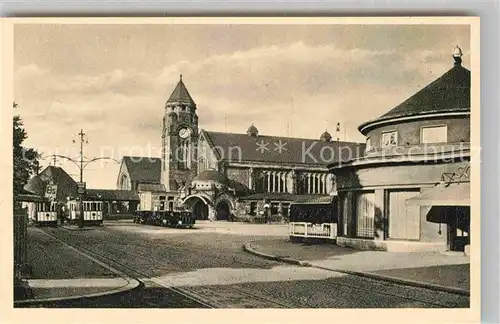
[[14, 277, 141, 306], [60, 226, 95, 231], [15, 228, 141, 307], [243, 243, 470, 297]]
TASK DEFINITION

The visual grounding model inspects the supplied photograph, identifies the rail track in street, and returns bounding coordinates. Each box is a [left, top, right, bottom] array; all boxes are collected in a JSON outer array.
[[38, 227, 469, 308], [39, 228, 296, 308]]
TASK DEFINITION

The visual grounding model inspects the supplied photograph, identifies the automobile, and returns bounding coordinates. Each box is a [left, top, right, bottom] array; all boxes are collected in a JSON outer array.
[[134, 210, 195, 229]]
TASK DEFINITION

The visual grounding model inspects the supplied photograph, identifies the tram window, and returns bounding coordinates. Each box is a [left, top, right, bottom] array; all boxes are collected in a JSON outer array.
[[91, 202, 96, 211]]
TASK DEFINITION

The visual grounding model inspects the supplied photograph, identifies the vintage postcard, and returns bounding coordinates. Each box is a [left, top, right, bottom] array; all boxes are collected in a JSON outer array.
[[1, 17, 480, 324]]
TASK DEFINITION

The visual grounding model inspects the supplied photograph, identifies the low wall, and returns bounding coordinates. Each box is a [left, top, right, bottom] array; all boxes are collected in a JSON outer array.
[[336, 236, 447, 253]]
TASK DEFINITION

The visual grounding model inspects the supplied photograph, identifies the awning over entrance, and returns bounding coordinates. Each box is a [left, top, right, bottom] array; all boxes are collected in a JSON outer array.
[[406, 182, 470, 207]]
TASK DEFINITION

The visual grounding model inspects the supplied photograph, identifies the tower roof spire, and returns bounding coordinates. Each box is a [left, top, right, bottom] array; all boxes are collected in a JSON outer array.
[[167, 75, 196, 105]]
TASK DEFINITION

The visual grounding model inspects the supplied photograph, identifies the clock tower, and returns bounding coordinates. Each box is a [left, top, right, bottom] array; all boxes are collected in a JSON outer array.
[[161, 75, 199, 192]]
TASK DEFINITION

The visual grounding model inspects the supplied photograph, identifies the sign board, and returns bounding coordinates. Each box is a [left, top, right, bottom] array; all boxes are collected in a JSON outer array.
[[77, 182, 86, 195], [45, 184, 58, 200]]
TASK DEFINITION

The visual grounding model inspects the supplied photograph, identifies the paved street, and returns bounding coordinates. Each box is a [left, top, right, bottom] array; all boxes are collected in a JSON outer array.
[[26, 221, 469, 308]]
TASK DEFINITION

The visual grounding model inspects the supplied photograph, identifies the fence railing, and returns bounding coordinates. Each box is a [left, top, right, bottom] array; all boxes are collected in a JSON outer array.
[[289, 222, 337, 240], [14, 208, 28, 281]]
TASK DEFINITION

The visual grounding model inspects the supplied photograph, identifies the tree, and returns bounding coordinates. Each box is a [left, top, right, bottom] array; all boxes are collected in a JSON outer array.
[[13, 102, 39, 200]]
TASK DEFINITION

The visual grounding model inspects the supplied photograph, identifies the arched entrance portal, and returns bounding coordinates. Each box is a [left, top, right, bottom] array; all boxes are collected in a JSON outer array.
[[215, 200, 231, 221], [192, 198, 209, 220]]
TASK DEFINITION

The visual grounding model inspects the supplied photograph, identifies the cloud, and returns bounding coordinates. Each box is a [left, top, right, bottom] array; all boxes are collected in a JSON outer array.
[[15, 41, 468, 188]]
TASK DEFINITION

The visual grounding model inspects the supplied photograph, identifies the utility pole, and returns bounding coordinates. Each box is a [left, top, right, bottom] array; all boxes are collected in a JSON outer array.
[[76, 129, 87, 229], [43, 130, 119, 230], [78, 129, 86, 183]]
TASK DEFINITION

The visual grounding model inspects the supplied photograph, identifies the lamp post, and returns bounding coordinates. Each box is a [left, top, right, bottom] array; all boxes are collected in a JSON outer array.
[[41, 129, 120, 228]]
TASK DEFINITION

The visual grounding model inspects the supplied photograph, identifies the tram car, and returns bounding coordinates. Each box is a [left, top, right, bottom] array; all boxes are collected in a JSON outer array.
[[288, 197, 338, 242], [67, 200, 104, 226], [34, 201, 59, 227]]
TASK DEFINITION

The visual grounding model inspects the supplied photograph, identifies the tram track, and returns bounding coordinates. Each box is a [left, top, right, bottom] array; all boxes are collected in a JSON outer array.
[[40, 228, 296, 308], [41, 227, 468, 308]]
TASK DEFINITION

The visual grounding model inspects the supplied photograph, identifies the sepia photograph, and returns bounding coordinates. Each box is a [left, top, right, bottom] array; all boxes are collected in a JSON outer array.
[[3, 16, 480, 323]]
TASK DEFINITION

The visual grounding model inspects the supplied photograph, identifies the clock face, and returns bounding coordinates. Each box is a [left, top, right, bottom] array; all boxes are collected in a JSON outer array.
[[178, 127, 191, 139]]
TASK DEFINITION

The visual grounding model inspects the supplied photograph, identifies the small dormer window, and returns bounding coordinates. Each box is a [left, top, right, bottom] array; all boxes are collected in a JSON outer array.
[[381, 131, 398, 147], [366, 137, 372, 152]]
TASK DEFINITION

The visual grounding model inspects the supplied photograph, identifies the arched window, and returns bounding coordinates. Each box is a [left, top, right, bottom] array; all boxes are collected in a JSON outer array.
[[199, 157, 206, 173]]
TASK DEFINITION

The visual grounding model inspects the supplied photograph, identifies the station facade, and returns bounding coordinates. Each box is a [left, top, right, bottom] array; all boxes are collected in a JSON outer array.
[[116, 76, 365, 221]]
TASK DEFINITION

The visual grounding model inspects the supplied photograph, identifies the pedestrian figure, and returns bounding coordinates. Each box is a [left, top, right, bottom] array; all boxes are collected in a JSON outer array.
[[208, 208, 216, 222]]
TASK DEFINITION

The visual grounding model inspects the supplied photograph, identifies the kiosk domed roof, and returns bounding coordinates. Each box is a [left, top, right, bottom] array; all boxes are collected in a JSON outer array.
[[359, 47, 470, 135]]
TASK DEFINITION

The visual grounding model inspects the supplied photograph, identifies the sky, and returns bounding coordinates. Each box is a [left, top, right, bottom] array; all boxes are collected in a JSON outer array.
[[14, 23, 471, 189]]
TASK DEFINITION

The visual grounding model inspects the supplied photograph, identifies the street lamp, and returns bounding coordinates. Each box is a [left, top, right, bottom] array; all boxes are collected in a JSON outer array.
[[40, 129, 120, 228]]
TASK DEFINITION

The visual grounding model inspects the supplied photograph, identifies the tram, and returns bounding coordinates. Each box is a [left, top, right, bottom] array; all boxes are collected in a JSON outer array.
[[34, 201, 59, 227], [67, 200, 104, 226], [288, 197, 338, 242]]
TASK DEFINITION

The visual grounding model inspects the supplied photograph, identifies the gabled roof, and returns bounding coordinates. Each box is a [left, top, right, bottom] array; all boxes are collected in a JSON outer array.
[[137, 183, 166, 192], [25, 166, 78, 201], [24, 175, 46, 196], [122, 156, 162, 184], [166, 75, 196, 106], [359, 63, 471, 134], [202, 130, 365, 166]]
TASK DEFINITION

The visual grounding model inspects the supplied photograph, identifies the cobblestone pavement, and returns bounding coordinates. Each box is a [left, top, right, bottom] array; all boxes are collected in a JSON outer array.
[[19, 227, 133, 303], [33, 223, 469, 308]]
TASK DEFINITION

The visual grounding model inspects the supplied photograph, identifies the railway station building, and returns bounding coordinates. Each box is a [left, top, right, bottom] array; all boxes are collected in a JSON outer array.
[[116, 76, 365, 221], [329, 47, 471, 253]]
